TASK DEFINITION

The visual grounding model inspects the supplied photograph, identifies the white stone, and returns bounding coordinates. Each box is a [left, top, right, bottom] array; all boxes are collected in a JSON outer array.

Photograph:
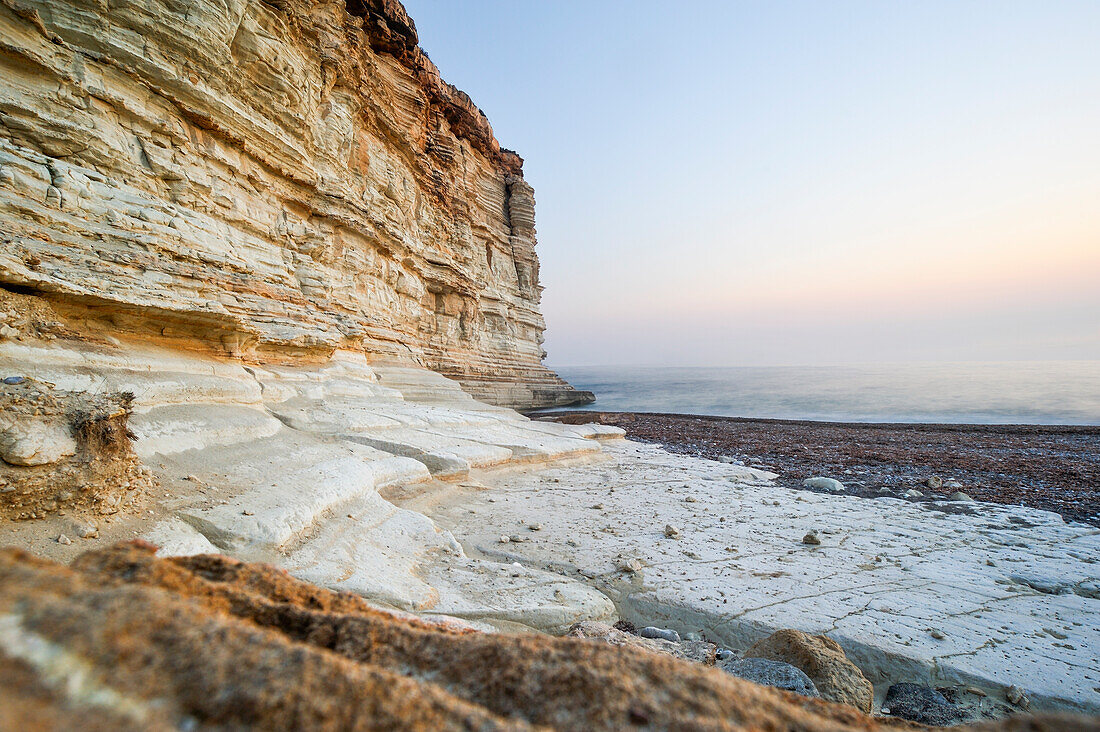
[[0, 416, 77, 466], [802, 477, 846, 492]]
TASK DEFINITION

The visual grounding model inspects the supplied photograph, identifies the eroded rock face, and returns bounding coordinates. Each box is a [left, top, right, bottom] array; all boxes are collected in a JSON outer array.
[[1, 542, 1092, 731], [0, 0, 590, 408], [0, 375, 150, 520]]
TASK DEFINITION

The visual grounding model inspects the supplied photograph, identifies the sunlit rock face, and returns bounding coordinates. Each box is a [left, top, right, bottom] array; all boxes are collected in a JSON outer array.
[[0, 0, 590, 408]]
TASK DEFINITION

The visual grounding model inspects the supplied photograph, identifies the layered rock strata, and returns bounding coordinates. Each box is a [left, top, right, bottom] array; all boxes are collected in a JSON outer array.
[[0, 0, 590, 408]]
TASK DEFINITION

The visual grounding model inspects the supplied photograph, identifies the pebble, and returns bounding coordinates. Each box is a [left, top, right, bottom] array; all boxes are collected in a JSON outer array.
[[498, 535, 510, 543], [683, 496, 697, 503], [638, 626, 680, 642], [75, 525, 98, 539], [664, 524, 682, 539], [903, 489, 923, 498], [528, 523, 542, 531], [2, 375, 25, 385], [509, 535, 528, 543], [929, 628, 946, 640], [57, 534, 72, 545], [802, 530, 821, 545], [715, 648, 736, 661], [925, 476, 944, 490], [948, 491, 973, 502]]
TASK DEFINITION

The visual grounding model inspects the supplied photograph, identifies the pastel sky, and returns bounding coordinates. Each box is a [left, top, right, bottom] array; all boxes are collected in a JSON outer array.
[[402, 1, 1100, 367]]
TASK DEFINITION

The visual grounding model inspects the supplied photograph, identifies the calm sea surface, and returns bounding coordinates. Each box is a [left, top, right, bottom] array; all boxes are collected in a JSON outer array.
[[551, 362, 1100, 425]]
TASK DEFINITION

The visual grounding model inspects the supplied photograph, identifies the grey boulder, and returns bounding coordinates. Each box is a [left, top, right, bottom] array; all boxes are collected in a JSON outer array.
[[720, 658, 820, 699]]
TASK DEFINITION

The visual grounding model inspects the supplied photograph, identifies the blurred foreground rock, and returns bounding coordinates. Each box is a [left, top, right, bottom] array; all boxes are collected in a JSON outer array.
[[1, 542, 1097, 731]]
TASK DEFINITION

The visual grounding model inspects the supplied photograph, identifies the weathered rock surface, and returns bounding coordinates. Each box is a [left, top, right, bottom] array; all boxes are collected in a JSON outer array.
[[415, 439, 1100, 715], [0, 333, 619, 632], [744, 629, 876, 712], [0, 372, 151, 520], [0, 542, 1095, 731], [0, 0, 589, 409]]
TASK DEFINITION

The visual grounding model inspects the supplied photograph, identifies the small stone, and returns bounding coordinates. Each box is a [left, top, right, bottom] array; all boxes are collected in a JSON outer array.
[[509, 535, 527, 543], [924, 476, 943, 490], [75, 524, 98, 539], [802, 531, 821, 545], [2, 375, 25, 384], [498, 535, 510, 543], [903, 489, 923, 498], [948, 491, 973, 502], [616, 557, 643, 573], [638, 626, 680, 642], [929, 629, 946, 640], [664, 524, 682, 539], [241, 510, 254, 516], [591, 503, 604, 510], [1006, 685, 1030, 710], [684, 632, 703, 641], [528, 523, 542, 531], [715, 648, 735, 661], [57, 534, 72, 545], [683, 496, 697, 503]]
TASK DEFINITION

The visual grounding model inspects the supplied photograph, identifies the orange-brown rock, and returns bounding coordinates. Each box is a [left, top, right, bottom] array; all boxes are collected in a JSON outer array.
[[1, 542, 1096, 731], [745, 629, 876, 713]]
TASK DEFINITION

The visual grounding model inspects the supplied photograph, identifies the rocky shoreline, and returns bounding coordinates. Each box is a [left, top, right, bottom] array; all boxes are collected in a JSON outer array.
[[536, 411, 1100, 526]]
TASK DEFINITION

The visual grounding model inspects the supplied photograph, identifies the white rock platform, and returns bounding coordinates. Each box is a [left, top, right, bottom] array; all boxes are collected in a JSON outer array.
[[411, 440, 1100, 715]]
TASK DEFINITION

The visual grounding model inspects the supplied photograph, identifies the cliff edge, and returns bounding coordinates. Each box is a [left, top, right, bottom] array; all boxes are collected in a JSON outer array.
[[0, 0, 591, 408]]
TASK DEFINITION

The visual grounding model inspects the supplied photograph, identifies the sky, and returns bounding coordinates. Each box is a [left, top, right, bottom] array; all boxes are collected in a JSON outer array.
[[402, 1, 1100, 367]]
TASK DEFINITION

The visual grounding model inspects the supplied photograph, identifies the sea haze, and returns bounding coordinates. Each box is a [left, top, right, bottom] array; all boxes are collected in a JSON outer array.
[[551, 361, 1100, 425]]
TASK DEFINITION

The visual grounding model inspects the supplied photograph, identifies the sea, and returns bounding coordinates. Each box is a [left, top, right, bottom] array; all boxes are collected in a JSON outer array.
[[551, 361, 1100, 425]]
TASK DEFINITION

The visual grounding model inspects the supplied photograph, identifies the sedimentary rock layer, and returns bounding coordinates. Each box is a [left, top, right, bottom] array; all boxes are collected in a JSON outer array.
[[0, 541, 1092, 731], [0, 0, 589, 408]]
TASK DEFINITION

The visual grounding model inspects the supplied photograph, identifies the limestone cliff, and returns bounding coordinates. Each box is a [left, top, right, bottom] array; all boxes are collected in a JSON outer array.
[[0, 0, 591, 408]]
